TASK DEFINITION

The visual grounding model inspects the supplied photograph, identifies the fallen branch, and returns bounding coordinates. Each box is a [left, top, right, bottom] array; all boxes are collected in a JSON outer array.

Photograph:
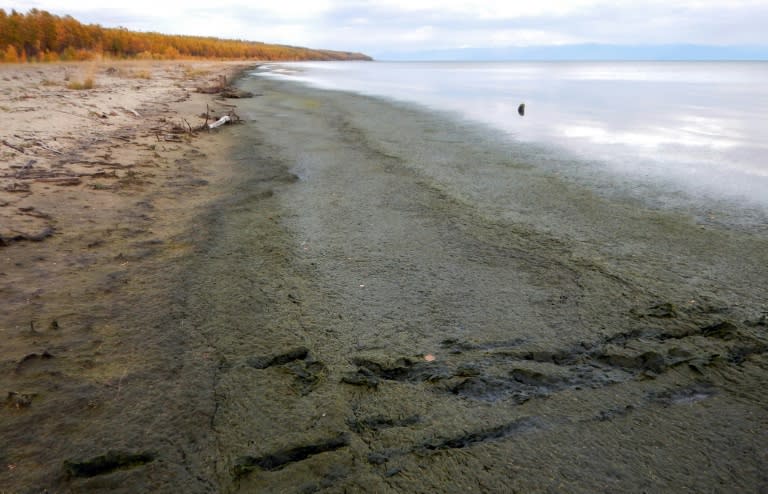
[[122, 107, 142, 118], [71, 160, 128, 169], [35, 177, 82, 186], [50, 109, 110, 124], [205, 107, 241, 130], [2, 140, 24, 154], [34, 141, 62, 155], [208, 115, 231, 130]]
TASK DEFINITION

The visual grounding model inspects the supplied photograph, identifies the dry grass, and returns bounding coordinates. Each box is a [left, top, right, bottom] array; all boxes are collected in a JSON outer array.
[[118, 69, 152, 80], [67, 77, 95, 90], [183, 67, 211, 79], [132, 70, 152, 79]]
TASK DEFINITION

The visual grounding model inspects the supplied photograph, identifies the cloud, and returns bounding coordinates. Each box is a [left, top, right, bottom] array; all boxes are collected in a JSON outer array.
[[1, 0, 766, 56]]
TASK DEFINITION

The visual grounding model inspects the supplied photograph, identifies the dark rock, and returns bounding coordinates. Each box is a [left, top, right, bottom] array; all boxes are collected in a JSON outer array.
[[524, 348, 585, 365], [5, 391, 37, 409], [285, 360, 325, 395], [341, 368, 380, 388], [419, 417, 540, 452], [347, 415, 421, 434], [233, 434, 349, 477], [637, 351, 666, 373], [449, 376, 533, 403], [219, 88, 254, 99], [247, 347, 309, 369], [667, 347, 693, 359], [350, 357, 451, 383], [600, 351, 665, 373], [63, 451, 156, 478], [701, 321, 739, 340], [634, 302, 678, 318], [367, 452, 390, 465], [510, 368, 558, 387], [744, 313, 767, 327], [728, 344, 768, 364], [454, 364, 482, 377]]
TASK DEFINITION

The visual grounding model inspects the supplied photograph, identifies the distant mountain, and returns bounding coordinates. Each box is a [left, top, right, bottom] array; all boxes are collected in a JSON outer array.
[[374, 44, 768, 62]]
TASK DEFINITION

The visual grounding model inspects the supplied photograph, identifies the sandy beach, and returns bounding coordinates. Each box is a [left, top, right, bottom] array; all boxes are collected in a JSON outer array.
[[1, 60, 253, 491], [2, 62, 768, 493]]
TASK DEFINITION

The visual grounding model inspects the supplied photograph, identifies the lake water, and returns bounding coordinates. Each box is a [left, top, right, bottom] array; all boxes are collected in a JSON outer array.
[[253, 61, 768, 215]]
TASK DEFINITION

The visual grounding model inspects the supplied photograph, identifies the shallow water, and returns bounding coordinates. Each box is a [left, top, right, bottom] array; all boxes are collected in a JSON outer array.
[[257, 61, 768, 215]]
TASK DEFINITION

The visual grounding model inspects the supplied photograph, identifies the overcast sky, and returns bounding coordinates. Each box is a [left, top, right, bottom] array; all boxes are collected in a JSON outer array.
[[3, 1, 767, 59]]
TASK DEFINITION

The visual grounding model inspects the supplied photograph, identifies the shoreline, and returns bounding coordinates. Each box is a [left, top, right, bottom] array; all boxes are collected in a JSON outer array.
[[2, 64, 767, 492], [257, 60, 768, 233]]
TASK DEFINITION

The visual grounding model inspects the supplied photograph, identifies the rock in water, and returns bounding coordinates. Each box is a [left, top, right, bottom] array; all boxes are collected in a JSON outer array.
[[518, 103, 525, 116]]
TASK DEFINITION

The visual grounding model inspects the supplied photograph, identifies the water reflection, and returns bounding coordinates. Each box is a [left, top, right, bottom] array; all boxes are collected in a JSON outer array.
[[255, 61, 768, 207]]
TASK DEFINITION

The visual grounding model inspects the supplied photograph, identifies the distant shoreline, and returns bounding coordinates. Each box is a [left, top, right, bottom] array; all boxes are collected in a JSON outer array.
[[1, 8, 372, 64]]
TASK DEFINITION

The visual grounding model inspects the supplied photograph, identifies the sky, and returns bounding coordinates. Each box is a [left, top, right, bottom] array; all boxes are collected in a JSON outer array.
[[3, 0, 767, 60]]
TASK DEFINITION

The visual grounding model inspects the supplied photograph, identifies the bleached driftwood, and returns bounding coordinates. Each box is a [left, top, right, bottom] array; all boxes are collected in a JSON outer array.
[[35, 141, 62, 154], [122, 107, 141, 118], [208, 115, 231, 130]]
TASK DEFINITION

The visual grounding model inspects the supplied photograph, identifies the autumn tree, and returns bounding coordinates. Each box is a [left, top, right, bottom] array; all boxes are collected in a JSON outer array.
[[0, 8, 372, 63], [3, 44, 19, 63]]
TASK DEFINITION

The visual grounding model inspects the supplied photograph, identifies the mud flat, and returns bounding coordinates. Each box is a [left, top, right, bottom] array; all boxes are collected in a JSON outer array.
[[2, 65, 768, 493], [199, 76, 768, 493]]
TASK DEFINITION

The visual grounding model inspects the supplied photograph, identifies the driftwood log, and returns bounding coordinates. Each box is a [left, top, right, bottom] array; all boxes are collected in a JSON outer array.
[[201, 105, 240, 131], [208, 115, 231, 130]]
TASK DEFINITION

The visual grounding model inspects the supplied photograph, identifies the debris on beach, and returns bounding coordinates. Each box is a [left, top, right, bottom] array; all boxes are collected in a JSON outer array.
[[200, 104, 241, 131], [5, 391, 37, 409], [62, 450, 157, 478], [196, 74, 254, 99]]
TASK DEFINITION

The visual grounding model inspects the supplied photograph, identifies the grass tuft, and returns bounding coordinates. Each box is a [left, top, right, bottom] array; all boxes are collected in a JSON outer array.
[[133, 70, 151, 79], [67, 77, 95, 90]]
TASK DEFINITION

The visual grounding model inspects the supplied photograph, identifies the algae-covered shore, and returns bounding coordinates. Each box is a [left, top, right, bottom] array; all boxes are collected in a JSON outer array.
[[2, 66, 768, 493]]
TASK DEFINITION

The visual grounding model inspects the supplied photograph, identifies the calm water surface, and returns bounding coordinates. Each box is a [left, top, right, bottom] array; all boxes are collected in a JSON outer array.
[[254, 61, 768, 213]]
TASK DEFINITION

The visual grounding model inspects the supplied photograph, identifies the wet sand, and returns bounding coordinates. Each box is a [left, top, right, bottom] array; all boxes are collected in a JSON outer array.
[[2, 67, 768, 493]]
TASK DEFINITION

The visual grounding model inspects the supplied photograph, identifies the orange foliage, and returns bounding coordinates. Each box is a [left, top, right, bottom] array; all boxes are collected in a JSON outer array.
[[0, 8, 372, 63]]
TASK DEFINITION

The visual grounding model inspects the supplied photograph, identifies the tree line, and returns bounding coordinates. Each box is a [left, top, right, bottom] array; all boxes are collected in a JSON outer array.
[[1, 9, 372, 63]]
